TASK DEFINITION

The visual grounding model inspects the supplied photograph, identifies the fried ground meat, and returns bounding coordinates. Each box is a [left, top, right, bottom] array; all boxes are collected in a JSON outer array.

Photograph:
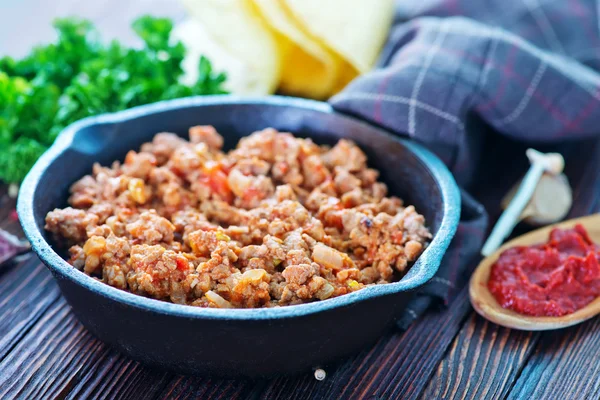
[[45, 127, 431, 308]]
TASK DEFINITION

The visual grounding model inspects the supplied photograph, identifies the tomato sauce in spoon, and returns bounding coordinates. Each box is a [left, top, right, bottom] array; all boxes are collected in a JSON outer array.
[[488, 224, 600, 317]]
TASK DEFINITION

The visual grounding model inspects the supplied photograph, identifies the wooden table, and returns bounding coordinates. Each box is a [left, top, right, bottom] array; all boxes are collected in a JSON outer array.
[[1, 134, 599, 400]]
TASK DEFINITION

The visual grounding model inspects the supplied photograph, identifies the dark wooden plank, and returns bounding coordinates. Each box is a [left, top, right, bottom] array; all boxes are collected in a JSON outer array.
[[0, 298, 96, 399], [421, 314, 539, 399], [0, 294, 178, 400], [65, 348, 258, 400], [61, 340, 260, 400], [0, 272, 177, 400], [152, 376, 258, 400], [258, 286, 472, 400], [0, 257, 61, 361], [507, 316, 600, 400], [64, 351, 174, 400]]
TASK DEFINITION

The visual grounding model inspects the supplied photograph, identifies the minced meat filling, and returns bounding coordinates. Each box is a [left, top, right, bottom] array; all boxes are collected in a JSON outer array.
[[45, 126, 431, 308]]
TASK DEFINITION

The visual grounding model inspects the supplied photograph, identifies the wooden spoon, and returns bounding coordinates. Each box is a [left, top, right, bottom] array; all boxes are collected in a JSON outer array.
[[470, 213, 600, 331]]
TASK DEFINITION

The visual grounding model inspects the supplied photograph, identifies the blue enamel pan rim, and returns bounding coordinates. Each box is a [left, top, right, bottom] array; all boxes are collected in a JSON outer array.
[[18, 95, 461, 321]]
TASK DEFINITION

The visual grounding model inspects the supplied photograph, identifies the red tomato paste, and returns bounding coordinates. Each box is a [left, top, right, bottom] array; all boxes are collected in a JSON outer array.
[[488, 224, 600, 317]]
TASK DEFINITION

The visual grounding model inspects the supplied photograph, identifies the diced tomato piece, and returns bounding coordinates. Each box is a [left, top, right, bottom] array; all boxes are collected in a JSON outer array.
[[176, 257, 189, 271], [201, 161, 234, 203]]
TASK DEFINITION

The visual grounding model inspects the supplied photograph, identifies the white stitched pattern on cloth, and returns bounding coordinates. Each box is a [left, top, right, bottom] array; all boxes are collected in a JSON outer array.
[[405, 308, 418, 319], [480, 29, 501, 89], [443, 27, 600, 102], [523, 0, 566, 54], [431, 276, 455, 287], [408, 20, 449, 136], [332, 92, 465, 133], [498, 60, 548, 126]]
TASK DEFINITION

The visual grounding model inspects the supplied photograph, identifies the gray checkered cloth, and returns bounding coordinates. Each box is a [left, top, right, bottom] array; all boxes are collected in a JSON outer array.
[[330, 0, 600, 328]]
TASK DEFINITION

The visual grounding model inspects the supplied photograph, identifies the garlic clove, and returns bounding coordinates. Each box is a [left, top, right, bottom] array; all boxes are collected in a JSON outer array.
[[502, 173, 572, 226]]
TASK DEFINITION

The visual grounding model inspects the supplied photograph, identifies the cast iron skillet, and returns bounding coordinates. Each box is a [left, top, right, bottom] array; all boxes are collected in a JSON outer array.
[[18, 96, 460, 377]]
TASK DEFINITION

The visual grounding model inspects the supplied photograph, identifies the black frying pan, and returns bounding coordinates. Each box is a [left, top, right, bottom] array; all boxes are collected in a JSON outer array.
[[17, 96, 460, 377]]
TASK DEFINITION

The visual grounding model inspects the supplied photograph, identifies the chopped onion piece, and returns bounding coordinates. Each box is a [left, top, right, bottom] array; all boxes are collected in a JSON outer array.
[[241, 268, 267, 283], [205, 291, 232, 308], [312, 243, 344, 271], [316, 282, 335, 300]]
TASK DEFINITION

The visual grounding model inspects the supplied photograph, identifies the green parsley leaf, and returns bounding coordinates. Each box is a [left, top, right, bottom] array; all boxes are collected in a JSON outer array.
[[0, 16, 227, 183]]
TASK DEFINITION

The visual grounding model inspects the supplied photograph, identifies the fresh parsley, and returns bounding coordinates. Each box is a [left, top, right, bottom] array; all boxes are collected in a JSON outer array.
[[0, 16, 227, 184]]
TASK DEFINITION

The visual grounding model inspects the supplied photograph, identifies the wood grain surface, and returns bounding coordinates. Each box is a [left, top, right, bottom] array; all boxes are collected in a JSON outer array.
[[422, 314, 540, 400], [508, 316, 600, 400]]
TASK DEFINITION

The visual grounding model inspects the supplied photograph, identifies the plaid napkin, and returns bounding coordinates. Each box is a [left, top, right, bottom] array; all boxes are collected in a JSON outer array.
[[330, 0, 600, 328], [0, 230, 29, 268]]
